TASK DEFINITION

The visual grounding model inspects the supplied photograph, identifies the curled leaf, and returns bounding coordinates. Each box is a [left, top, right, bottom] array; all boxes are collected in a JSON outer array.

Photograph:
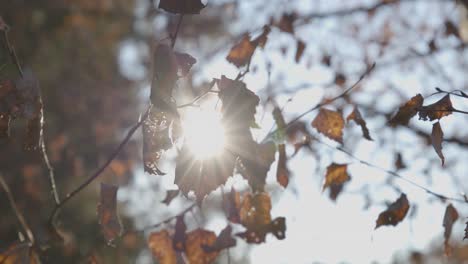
[[443, 204, 459, 256], [148, 230, 177, 264], [97, 183, 122, 244], [418, 94, 453, 121], [311, 108, 344, 144], [388, 94, 424, 127], [323, 163, 350, 201], [347, 107, 372, 140], [159, 0, 206, 14], [375, 193, 410, 229], [185, 229, 219, 264], [431, 122, 445, 165]]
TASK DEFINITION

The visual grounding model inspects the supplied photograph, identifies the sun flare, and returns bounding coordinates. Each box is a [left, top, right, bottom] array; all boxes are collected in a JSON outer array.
[[182, 108, 226, 159]]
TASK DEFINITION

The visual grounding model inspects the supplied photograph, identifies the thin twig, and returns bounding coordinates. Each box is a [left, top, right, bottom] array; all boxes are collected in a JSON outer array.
[[48, 107, 151, 226], [262, 63, 376, 143], [0, 174, 34, 244], [177, 80, 216, 108], [310, 135, 468, 203]]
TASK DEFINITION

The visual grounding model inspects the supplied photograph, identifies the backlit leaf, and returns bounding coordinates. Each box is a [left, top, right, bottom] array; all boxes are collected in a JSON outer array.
[[173, 215, 187, 251], [323, 163, 350, 201], [148, 230, 177, 264], [185, 229, 219, 264], [375, 193, 410, 229], [97, 183, 122, 244], [226, 35, 256, 68], [311, 108, 344, 144], [174, 52, 197, 77], [252, 25, 271, 49], [237, 141, 276, 192], [275, 13, 297, 34], [388, 94, 423, 127], [443, 204, 459, 256], [159, 0, 206, 14], [276, 144, 289, 188], [295, 40, 306, 63], [418, 94, 453, 121], [162, 189, 180, 205], [202, 225, 236, 253], [347, 106, 372, 140], [431, 122, 445, 165]]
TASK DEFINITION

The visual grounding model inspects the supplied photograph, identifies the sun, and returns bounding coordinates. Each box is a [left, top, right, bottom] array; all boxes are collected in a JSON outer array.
[[182, 108, 226, 159]]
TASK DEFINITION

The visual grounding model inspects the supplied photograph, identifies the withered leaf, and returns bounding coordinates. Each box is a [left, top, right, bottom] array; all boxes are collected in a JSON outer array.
[[418, 94, 453, 121], [175, 144, 236, 202], [159, 0, 206, 14], [202, 225, 236, 253], [223, 187, 241, 224], [173, 215, 187, 251], [295, 40, 306, 63], [275, 13, 297, 34], [252, 25, 271, 49], [148, 230, 177, 264], [375, 193, 410, 229], [431, 122, 445, 165], [226, 34, 256, 68], [394, 152, 406, 170], [311, 108, 344, 144], [443, 204, 459, 256], [269, 217, 286, 240], [334, 73, 346, 87], [162, 189, 180, 205], [388, 94, 424, 127], [185, 229, 219, 264], [347, 106, 372, 140], [97, 183, 122, 244], [323, 163, 350, 201], [237, 141, 276, 192], [174, 52, 197, 77], [238, 192, 271, 243], [276, 144, 289, 188]]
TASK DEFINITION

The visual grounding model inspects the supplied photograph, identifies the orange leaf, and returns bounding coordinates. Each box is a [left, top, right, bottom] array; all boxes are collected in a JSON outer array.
[[226, 35, 256, 68], [443, 204, 459, 256], [159, 0, 205, 14], [185, 229, 219, 264], [431, 122, 445, 165], [148, 230, 177, 264], [323, 163, 350, 201], [375, 193, 410, 229], [388, 94, 424, 127], [276, 144, 289, 188], [418, 94, 453, 121], [97, 183, 122, 244], [275, 13, 297, 34], [311, 108, 344, 143], [347, 106, 372, 140]]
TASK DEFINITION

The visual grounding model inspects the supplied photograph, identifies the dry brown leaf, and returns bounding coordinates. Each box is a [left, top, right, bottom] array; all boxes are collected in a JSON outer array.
[[375, 193, 410, 229], [443, 204, 459, 256], [226, 35, 256, 68], [185, 229, 219, 264], [97, 183, 122, 244], [276, 13, 297, 34], [323, 163, 350, 201], [276, 144, 289, 188], [431, 122, 445, 165], [159, 0, 206, 14], [295, 39, 306, 63], [174, 52, 197, 77], [389, 94, 424, 127], [223, 187, 241, 224], [418, 94, 453, 121], [238, 141, 276, 192], [252, 25, 271, 49], [347, 107, 372, 140], [202, 225, 236, 253], [334, 73, 346, 87], [148, 230, 177, 264], [311, 108, 344, 144], [394, 152, 406, 170]]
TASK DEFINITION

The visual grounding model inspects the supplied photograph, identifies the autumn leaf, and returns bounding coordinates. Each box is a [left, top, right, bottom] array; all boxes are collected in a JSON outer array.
[[237, 141, 276, 192], [202, 225, 236, 253], [174, 52, 197, 77], [276, 144, 289, 188], [375, 193, 410, 229], [334, 73, 346, 87], [275, 13, 297, 34], [442, 204, 459, 256], [394, 152, 406, 170], [148, 230, 177, 264], [388, 94, 424, 127], [0, 242, 38, 264], [162, 189, 180, 205], [347, 106, 372, 140], [226, 35, 257, 68], [223, 187, 241, 224], [431, 122, 445, 165], [295, 39, 306, 63], [312, 108, 345, 144], [173, 215, 187, 251], [185, 229, 219, 264], [269, 217, 286, 240], [252, 25, 271, 49], [418, 94, 453, 121], [97, 183, 122, 244], [159, 0, 206, 14], [323, 163, 351, 201]]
